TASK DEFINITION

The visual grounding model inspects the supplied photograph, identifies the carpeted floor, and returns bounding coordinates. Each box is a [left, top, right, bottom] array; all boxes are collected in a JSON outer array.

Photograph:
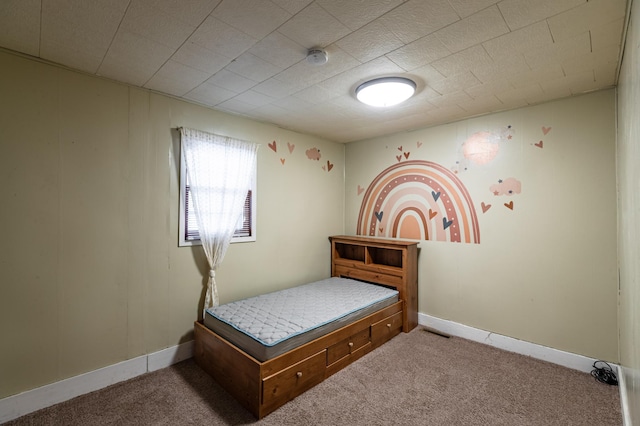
[[5, 328, 622, 425]]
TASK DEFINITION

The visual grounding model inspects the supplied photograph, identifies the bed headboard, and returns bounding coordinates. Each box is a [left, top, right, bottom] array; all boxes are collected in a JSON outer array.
[[329, 235, 419, 332]]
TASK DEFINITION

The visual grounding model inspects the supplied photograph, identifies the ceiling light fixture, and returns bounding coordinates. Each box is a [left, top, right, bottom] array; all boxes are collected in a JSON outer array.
[[355, 77, 416, 107]]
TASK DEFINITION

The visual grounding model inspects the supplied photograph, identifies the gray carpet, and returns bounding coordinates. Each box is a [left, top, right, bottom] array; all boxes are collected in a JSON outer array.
[[6, 328, 621, 425]]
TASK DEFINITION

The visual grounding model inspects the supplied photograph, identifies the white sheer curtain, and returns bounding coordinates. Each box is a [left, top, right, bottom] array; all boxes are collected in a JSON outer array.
[[179, 127, 258, 311]]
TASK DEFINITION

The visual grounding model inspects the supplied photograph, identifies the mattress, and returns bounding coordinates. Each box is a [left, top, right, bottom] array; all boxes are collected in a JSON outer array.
[[203, 277, 399, 361]]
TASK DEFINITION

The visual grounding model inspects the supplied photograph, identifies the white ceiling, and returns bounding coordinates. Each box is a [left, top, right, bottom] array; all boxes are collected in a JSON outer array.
[[0, 0, 629, 143]]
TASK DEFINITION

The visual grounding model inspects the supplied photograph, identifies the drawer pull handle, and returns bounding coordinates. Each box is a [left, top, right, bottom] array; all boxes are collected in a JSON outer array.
[[296, 371, 303, 378], [348, 342, 354, 347], [386, 323, 391, 328]]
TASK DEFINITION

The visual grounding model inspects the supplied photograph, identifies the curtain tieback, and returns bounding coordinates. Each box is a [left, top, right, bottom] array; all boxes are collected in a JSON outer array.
[[209, 269, 216, 278]]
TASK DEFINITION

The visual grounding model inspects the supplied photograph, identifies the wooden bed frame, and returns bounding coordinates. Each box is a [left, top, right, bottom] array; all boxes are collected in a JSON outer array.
[[193, 235, 419, 419]]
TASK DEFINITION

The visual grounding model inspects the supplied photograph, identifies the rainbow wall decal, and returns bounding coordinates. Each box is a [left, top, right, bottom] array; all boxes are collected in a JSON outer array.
[[357, 160, 480, 243]]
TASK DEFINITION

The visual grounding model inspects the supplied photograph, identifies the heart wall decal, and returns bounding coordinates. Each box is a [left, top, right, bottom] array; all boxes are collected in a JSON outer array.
[[287, 142, 295, 153], [375, 211, 384, 222], [443, 217, 453, 230], [268, 140, 277, 152], [481, 202, 491, 213], [357, 185, 364, 195], [504, 201, 514, 210]]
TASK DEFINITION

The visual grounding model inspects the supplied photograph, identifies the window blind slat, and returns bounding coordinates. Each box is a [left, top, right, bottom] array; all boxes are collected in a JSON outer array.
[[185, 185, 251, 241]]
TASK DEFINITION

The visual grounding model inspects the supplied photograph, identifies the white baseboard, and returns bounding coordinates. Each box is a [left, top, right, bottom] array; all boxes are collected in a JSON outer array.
[[617, 365, 638, 426], [0, 341, 194, 424], [419, 313, 606, 374]]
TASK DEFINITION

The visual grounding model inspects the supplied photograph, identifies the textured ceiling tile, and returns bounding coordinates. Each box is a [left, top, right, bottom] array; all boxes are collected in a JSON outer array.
[[97, 63, 154, 87], [431, 45, 494, 78], [428, 90, 474, 107], [271, 95, 316, 111], [189, 16, 256, 59], [593, 62, 618, 86], [120, 1, 195, 50], [386, 34, 451, 71], [172, 42, 232, 74], [183, 81, 236, 105], [248, 32, 306, 69], [0, 0, 41, 56], [38, 39, 105, 74], [483, 21, 554, 61], [224, 52, 283, 82], [435, 6, 509, 54], [232, 90, 277, 107], [422, 104, 468, 123], [590, 18, 625, 52], [275, 47, 360, 88], [335, 20, 404, 63], [98, 30, 175, 86], [508, 63, 565, 88], [465, 78, 515, 100], [252, 77, 306, 98], [561, 47, 619, 77], [216, 97, 258, 114], [276, 2, 351, 48], [293, 85, 340, 105], [498, 0, 585, 31], [411, 64, 447, 85], [494, 83, 545, 105], [447, 0, 499, 18], [379, 0, 460, 44], [316, 0, 403, 31], [134, 0, 221, 27], [565, 70, 601, 94], [212, 0, 291, 39], [539, 71, 591, 96], [547, 0, 626, 42], [270, 0, 313, 14], [249, 103, 294, 124], [428, 72, 482, 95], [205, 69, 256, 93], [524, 32, 591, 69], [41, 0, 127, 73], [471, 54, 531, 84], [144, 60, 210, 96], [457, 94, 504, 115]]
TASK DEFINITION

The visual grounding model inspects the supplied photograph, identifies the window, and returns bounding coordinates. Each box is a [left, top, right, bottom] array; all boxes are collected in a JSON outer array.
[[179, 142, 256, 247]]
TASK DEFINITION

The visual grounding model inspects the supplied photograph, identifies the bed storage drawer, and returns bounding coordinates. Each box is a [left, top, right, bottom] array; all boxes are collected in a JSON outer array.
[[326, 326, 371, 366], [262, 350, 326, 407], [371, 311, 403, 346]]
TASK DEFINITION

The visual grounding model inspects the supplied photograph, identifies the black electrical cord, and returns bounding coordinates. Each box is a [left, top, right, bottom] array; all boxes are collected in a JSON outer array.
[[590, 360, 618, 386]]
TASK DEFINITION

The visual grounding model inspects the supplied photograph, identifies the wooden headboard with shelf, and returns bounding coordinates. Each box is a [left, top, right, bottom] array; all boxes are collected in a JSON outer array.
[[329, 235, 419, 332]]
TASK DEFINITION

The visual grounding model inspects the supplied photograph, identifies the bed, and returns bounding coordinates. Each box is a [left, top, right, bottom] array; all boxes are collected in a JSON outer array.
[[193, 235, 419, 419]]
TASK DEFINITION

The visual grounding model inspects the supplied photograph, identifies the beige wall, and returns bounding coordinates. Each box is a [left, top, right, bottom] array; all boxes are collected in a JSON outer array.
[[617, 0, 640, 421], [0, 51, 345, 398], [345, 90, 618, 362]]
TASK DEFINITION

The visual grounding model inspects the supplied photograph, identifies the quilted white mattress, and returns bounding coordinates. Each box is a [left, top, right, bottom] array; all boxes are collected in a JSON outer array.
[[203, 277, 399, 361]]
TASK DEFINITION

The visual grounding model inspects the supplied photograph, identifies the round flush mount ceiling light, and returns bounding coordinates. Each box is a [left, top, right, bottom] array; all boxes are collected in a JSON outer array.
[[355, 77, 416, 107]]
